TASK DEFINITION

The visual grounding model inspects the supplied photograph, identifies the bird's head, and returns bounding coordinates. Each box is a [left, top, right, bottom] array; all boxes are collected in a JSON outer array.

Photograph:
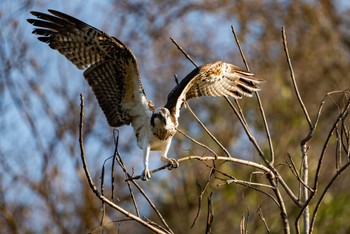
[[151, 108, 171, 127]]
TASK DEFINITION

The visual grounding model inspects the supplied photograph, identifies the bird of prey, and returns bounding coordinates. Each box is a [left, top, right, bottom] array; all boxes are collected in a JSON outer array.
[[27, 10, 264, 180]]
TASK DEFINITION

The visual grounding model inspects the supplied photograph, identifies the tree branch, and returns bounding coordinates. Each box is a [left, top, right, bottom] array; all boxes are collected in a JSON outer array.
[[281, 27, 312, 129], [170, 37, 231, 157], [79, 94, 169, 234], [231, 25, 275, 164]]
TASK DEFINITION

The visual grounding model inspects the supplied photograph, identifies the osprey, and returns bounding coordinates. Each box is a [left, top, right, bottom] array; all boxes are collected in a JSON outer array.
[[28, 10, 264, 180]]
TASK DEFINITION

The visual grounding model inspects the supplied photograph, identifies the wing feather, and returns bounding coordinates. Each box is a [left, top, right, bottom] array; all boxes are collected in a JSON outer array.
[[28, 10, 151, 127], [165, 61, 264, 120]]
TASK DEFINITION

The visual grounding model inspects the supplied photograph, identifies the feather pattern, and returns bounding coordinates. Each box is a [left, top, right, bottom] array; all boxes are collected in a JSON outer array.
[[27, 9, 151, 127], [165, 61, 264, 121]]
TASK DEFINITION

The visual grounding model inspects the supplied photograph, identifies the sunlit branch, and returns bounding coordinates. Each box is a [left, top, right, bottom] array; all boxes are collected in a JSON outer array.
[[230, 25, 290, 233], [79, 94, 170, 234], [177, 128, 218, 158], [112, 130, 140, 217], [282, 27, 312, 129], [295, 91, 350, 234], [127, 155, 272, 181], [112, 131, 172, 233], [309, 160, 350, 233], [170, 37, 232, 157], [231, 25, 275, 164]]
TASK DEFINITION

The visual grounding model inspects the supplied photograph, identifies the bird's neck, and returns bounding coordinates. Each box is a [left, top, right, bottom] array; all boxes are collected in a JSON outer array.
[[151, 123, 177, 141]]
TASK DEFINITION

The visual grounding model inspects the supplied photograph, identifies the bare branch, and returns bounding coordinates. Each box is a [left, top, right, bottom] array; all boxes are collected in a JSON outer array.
[[257, 206, 270, 233], [309, 160, 350, 233], [205, 192, 214, 234], [281, 26, 312, 129], [224, 97, 267, 163], [79, 94, 170, 234], [112, 130, 140, 217], [177, 128, 218, 158], [230, 25, 275, 164], [295, 92, 350, 233], [214, 170, 279, 207], [170, 37, 231, 157], [230, 25, 250, 71], [231, 27, 298, 230], [112, 141, 172, 233], [313, 98, 350, 190], [192, 167, 215, 228], [127, 155, 273, 181], [170, 37, 198, 68], [217, 177, 275, 190], [286, 154, 314, 194], [184, 100, 232, 157]]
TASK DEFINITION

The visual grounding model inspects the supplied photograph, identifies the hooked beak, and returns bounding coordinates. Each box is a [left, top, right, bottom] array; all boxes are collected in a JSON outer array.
[[151, 112, 166, 126], [159, 114, 166, 125]]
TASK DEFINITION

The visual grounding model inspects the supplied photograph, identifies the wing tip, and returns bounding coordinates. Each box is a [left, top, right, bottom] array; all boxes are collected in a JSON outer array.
[[29, 11, 40, 16], [26, 18, 34, 24], [47, 9, 65, 17], [37, 36, 51, 43]]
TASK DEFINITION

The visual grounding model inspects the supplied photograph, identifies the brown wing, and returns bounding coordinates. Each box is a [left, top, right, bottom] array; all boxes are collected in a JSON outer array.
[[165, 61, 265, 120], [27, 10, 152, 127]]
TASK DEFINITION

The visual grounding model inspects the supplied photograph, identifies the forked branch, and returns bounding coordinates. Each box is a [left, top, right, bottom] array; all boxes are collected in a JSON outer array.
[[79, 94, 171, 234]]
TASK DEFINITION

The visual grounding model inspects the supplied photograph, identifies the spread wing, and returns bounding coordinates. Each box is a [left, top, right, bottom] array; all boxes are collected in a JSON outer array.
[[27, 9, 153, 127], [165, 61, 264, 120]]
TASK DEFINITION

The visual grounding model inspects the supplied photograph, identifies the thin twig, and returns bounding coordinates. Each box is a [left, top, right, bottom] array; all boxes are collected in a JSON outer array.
[[310, 98, 350, 234], [113, 148, 172, 233], [90, 218, 134, 233], [241, 194, 249, 234], [232, 26, 290, 232], [177, 128, 218, 158], [281, 26, 313, 234], [217, 177, 275, 190], [224, 97, 266, 161], [214, 170, 279, 207], [336, 126, 342, 170], [112, 130, 140, 217], [206, 192, 214, 234], [170, 37, 198, 68], [257, 206, 270, 233], [287, 154, 314, 194], [232, 27, 298, 233], [184, 100, 231, 157], [313, 99, 350, 189], [231, 25, 275, 164], [281, 26, 312, 129], [170, 37, 231, 157], [100, 159, 107, 231], [191, 167, 215, 228], [295, 95, 350, 233], [78, 94, 168, 234], [309, 160, 350, 233], [145, 218, 173, 234], [114, 150, 173, 233], [127, 155, 273, 181], [79, 94, 98, 192], [231, 25, 250, 71]]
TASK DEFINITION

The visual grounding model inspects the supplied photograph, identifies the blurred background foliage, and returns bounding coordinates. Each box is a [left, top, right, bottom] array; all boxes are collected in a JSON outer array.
[[1, 0, 350, 233]]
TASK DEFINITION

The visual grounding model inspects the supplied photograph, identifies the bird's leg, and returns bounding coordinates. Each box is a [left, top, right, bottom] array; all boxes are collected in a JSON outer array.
[[141, 141, 151, 181], [160, 140, 179, 170]]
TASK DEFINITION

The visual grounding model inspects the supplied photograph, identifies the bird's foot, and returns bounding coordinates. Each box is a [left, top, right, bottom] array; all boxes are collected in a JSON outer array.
[[161, 156, 179, 170], [167, 158, 179, 170], [141, 169, 152, 181]]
